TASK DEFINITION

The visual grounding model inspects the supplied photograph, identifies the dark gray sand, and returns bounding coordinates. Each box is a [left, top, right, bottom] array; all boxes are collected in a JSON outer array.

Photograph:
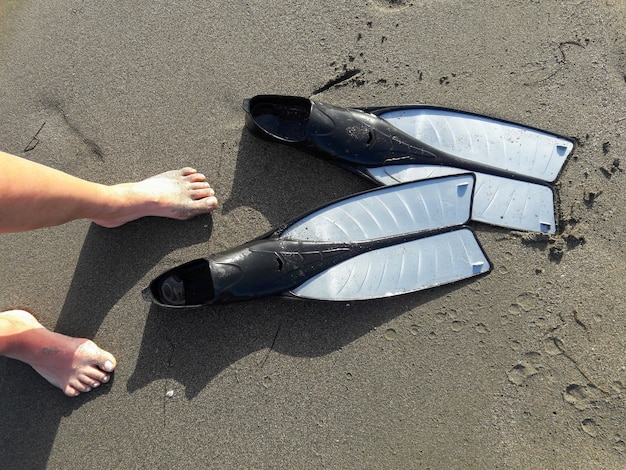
[[1, 1, 624, 468]]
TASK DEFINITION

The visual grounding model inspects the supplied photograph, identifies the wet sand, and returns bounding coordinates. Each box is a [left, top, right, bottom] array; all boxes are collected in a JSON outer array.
[[1, 1, 625, 467]]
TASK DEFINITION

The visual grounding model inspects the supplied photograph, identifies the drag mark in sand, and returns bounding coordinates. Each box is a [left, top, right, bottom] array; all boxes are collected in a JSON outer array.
[[523, 40, 588, 86], [312, 69, 363, 95], [24, 122, 45, 152], [259, 322, 281, 368], [43, 98, 105, 160], [552, 338, 610, 395]]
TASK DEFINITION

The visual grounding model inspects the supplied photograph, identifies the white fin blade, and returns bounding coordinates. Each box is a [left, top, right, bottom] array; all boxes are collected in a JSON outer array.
[[472, 174, 555, 233], [365, 165, 556, 234], [290, 228, 490, 301], [377, 108, 572, 183], [280, 175, 474, 242]]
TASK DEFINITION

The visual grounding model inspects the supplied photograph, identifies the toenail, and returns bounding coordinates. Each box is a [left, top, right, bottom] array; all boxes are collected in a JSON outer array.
[[93, 382, 100, 388], [102, 375, 109, 382], [104, 361, 114, 372]]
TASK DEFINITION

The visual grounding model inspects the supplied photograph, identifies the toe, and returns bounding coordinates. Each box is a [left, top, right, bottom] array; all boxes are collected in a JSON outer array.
[[185, 172, 207, 183], [189, 182, 212, 191], [191, 188, 216, 200], [200, 196, 218, 210], [98, 356, 117, 373], [64, 386, 80, 397], [181, 197, 218, 218], [70, 376, 94, 393], [179, 167, 197, 176], [80, 368, 109, 386]]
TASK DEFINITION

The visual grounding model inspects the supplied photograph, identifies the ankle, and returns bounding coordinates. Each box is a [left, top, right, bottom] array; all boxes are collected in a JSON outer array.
[[0, 317, 16, 356], [0, 311, 41, 358], [90, 184, 141, 227]]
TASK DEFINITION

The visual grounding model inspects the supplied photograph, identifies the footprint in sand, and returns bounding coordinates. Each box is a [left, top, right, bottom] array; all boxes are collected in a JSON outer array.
[[509, 292, 539, 314], [384, 328, 397, 341], [507, 362, 539, 385], [507, 352, 544, 385], [581, 418, 599, 438], [562, 383, 603, 411], [543, 337, 564, 356], [451, 320, 464, 332]]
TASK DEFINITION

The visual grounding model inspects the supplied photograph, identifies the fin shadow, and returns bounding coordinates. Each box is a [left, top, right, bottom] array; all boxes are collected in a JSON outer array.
[[220, 129, 371, 227], [128, 273, 472, 399], [128, 129, 483, 399]]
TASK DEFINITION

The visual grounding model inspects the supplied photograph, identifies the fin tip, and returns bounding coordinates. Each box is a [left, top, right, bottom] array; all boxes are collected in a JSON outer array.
[[539, 222, 552, 233]]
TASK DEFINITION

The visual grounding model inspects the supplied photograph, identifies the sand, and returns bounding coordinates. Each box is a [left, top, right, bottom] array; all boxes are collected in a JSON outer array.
[[1, 0, 624, 468]]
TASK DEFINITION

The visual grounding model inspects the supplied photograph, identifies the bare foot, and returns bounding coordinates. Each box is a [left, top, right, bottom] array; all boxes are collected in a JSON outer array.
[[93, 167, 218, 228], [0, 310, 116, 397]]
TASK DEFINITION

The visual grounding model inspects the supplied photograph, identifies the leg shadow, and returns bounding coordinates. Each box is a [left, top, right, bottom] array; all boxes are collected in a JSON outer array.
[[55, 215, 213, 337], [0, 214, 212, 467]]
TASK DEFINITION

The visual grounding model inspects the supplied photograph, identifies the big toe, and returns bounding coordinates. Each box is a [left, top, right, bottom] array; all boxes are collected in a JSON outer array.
[[76, 340, 116, 373], [98, 354, 117, 373], [191, 195, 218, 213], [72, 350, 116, 394]]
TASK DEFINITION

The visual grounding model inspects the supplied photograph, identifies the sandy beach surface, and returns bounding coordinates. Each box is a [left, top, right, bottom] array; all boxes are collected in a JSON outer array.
[[1, 1, 624, 468]]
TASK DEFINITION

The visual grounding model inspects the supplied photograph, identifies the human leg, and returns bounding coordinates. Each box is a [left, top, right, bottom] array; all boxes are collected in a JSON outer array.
[[0, 150, 218, 233], [1, 150, 218, 395]]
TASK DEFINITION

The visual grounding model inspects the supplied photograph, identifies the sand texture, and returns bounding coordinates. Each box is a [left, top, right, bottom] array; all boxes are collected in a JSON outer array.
[[1, 1, 625, 468]]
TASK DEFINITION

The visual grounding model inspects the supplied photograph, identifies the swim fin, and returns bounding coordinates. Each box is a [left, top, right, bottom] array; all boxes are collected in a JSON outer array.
[[243, 95, 574, 234], [143, 174, 491, 307]]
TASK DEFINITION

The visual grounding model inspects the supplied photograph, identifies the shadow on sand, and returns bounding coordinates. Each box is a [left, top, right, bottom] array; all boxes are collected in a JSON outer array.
[[0, 130, 476, 465], [127, 129, 471, 398], [0, 215, 212, 467]]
